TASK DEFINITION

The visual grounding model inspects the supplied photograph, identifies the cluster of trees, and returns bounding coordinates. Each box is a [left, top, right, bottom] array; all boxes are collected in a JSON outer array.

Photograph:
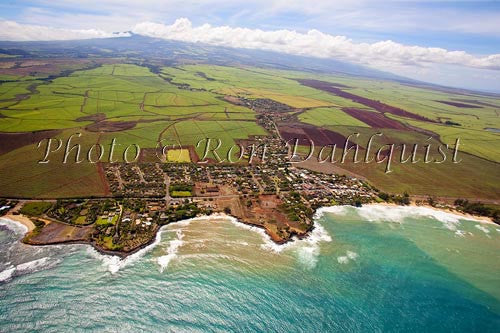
[[454, 199, 500, 224], [378, 192, 411, 205], [169, 183, 193, 193], [444, 120, 461, 126], [20, 201, 53, 216], [281, 191, 313, 223], [122, 199, 145, 213], [159, 202, 204, 225], [0, 199, 17, 216]]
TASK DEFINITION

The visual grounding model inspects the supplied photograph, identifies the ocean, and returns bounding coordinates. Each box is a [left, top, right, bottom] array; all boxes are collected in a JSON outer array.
[[1, 205, 499, 332]]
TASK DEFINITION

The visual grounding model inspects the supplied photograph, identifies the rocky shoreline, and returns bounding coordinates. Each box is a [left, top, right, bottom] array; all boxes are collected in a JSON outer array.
[[3, 200, 496, 259], [13, 212, 309, 258]]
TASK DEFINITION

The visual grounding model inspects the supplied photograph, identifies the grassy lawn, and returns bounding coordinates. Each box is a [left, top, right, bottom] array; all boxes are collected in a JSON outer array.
[[20, 202, 53, 216], [102, 236, 122, 250], [96, 215, 118, 226], [171, 191, 192, 197]]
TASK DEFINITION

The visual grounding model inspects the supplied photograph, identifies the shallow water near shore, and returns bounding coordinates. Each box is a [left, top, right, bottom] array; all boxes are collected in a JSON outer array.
[[1, 205, 500, 331]]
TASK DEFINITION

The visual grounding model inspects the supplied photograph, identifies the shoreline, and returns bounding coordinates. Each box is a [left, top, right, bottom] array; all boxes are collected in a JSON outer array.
[[2, 214, 35, 232], [2, 203, 496, 259], [370, 202, 495, 224]]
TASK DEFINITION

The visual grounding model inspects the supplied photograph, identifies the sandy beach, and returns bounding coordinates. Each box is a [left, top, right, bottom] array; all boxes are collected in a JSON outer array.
[[372, 202, 495, 224], [2, 214, 35, 232]]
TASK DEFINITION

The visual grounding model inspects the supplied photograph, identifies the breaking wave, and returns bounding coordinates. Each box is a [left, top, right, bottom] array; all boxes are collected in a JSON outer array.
[[157, 229, 184, 273], [227, 213, 332, 269], [87, 215, 210, 274], [0, 217, 28, 235], [316, 204, 485, 232], [0, 257, 59, 283], [475, 224, 490, 233], [337, 250, 359, 265], [86, 225, 170, 275], [0, 266, 15, 282]]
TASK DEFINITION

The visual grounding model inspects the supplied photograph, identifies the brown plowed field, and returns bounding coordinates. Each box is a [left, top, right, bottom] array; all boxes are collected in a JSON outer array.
[[435, 100, 483, 108], [76, 113, 106, 122], [452, 99, 499, 108], [298, 79, 433, 122], [278, 123, 354, 147], [342, 108, 408, 130], [0, 129, 62, 155], [86, 121, 137, 132]]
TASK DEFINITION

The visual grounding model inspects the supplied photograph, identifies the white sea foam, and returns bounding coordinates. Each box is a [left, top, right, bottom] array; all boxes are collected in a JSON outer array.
[[293, 222, 333, 269], [15, 257, 51, 272], [337, 256, 349, 264], [0, 266, 15, 282], [226, 213, 332, 269], [0, 217, 28, 235], [455, 229, 466, 237], [157, 229, 184, 273], [315, 205, 487, 232], [0, 257, 56, 283], [475, 224, 490, 234], [87, 225, 170, 274], [346, 251, 358, 260], [337, 250, 359, 265], [296, 246, 320, 269], [85, 215, 216, 274]]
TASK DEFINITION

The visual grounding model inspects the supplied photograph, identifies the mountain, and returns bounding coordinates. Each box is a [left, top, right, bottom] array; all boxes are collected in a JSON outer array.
[[0, 34, 411, 82]]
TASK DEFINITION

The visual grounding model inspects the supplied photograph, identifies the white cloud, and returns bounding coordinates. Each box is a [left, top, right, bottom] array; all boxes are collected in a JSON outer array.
[[1, 17, 499, 90], [9, 0, 500, 37], [132, 19, 500, 71], [0, 20, 130, 41]]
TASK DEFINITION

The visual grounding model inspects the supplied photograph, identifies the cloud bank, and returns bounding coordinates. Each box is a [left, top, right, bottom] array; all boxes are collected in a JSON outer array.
[[0, 20, 130, 41], [0, 18, 499, 74], [132, 19, 500, 71]]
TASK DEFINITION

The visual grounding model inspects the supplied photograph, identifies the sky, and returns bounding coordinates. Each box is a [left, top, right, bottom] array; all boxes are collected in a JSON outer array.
[[0, 0, 499, 92]]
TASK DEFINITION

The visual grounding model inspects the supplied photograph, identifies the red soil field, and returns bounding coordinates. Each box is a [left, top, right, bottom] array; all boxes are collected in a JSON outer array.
[[76, 113, 106, 122], [452, 99, 499, 108], [279, 123, 354, 147], [342, 108, 407, 130], [435, 100, 483, 108], [86, 121, 137, 132], [0, 129, 61, 156], [298, 79, 433, 122]]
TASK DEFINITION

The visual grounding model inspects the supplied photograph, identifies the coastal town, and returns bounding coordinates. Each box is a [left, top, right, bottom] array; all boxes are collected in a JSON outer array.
[[2, 160, 377, 256], [0, 95, 382, 256], [1, 96, 499, 257]]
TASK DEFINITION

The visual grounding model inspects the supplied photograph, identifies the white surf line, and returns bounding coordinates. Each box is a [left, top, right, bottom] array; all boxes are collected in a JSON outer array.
[[3, 211, 335, 273], [226, 213, 333, 269], [0, 266, 16, 282], [88, 214, 227, 274], [157, 229, 184, 273], [316, 204, 496, 236], [0, 256, 59, 283], [0, 217, 28, 235]]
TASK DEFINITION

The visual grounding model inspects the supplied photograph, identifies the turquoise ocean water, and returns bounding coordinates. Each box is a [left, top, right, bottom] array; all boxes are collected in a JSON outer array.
[[1, 205, 499, 332]]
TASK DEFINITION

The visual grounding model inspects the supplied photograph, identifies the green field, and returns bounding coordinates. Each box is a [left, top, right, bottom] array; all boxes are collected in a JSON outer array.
[[299, 107, 369, 127], [96, 215, 119, 226], [170, 191, 193, 197], [0, 60, 498, 200], [19, 201, 52, 216]]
